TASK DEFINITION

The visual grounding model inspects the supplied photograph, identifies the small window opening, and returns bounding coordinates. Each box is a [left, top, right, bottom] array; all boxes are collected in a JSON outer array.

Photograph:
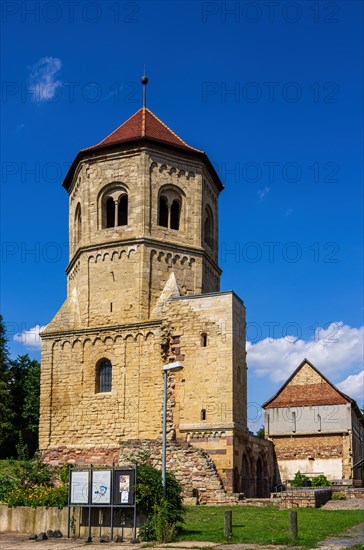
[[170, 200, 180, 230], [201, 333, 207, 347], [106, 198, 115, 228], [110, 302, 113, 312], [204, 207, 214, 248], [201, 409, 206, 421], [75, 204, 82, 244], [118, 195, 128, 226], [158, 196, 168, 227], [96, 359, 112, 393], [317, 413, 321, 432], [292, 411, 296, 433]]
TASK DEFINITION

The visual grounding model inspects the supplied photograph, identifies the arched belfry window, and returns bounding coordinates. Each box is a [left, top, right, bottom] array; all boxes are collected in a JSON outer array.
[[100, 184, 128, 229], [96, 358, 112, 393], [204, 206, 214, 249], [74, 203, 82, 244], [157, 186, 184, 231]]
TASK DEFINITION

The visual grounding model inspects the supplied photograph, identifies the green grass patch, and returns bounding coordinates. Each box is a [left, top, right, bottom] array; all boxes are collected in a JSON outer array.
[[177, 506, 363, 548]]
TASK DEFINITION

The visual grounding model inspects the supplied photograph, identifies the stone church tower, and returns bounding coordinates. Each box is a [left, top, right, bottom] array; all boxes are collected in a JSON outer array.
[[40, 96, 273, 499]]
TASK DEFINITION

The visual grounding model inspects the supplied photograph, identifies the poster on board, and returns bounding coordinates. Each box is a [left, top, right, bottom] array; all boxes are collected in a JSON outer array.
[[92, 470, 111, 504], [70, 470, 89, 504], [119, 474, 130, 503], [113, 469, 135, 505]]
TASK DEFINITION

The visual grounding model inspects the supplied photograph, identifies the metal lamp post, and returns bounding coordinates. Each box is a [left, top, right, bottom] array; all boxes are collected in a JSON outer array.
[[162, 361, 184, 497]]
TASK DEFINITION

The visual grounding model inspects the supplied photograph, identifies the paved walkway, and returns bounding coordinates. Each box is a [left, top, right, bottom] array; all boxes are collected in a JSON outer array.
[[317, 521, 364, 549], [1, 523, 363, 550], [0, 535, 295, 550]]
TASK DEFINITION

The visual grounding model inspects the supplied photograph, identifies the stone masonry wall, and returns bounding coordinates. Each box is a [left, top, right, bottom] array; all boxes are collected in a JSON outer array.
[[118, 439, 240, 505]]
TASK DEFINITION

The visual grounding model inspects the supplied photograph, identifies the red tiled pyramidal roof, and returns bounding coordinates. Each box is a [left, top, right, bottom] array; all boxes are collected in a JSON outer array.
[[82, 107, 203, 154]]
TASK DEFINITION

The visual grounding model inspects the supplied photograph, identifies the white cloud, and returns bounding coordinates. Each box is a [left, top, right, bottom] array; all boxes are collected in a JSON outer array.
[[28, 57, 62, 102], [337, 371, 364, 401], [247, 322, 364, 386], [257, 186, 270, 200], [13, 324, 46, 349]]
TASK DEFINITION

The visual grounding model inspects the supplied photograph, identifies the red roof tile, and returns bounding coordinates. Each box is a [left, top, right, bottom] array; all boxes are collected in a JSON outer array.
[[82, 108, 203, 154]]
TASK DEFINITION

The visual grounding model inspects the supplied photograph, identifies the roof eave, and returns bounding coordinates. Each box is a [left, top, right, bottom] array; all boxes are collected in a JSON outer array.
[[63, 137, 224, 192], [261, 358, 354, 409]]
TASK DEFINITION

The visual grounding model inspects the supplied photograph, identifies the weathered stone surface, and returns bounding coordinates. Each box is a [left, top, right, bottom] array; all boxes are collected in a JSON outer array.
[[39, 113, 275, 501]]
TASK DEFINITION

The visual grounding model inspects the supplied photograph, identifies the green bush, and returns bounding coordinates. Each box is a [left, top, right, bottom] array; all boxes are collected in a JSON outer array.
[[0, 474, 18, 503], [13, 454, 54, 488], [332, 492, 347, 500], [0, 456, 68, 508], [291, 471, 310, 487], [137, 464, 184, 542], [311, 474, 330, 487], [5, 484, 68, 509]]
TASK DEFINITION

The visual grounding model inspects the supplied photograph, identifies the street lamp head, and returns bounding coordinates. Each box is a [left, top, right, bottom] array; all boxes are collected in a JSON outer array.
[[163, 361, 184, 372]]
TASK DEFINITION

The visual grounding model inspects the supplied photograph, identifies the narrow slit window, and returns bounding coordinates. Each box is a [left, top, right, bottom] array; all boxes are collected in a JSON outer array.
[[75, 204, 82, 244], [292, 411, 296, 433], [201, 333, 207, 347], [201, 409, 206, 421]]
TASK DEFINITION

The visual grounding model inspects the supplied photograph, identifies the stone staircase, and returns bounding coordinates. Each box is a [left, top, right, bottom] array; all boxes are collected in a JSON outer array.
[[119, 439, 241, 505]]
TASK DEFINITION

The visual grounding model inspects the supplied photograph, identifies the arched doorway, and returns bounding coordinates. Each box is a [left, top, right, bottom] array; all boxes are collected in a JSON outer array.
[[256, 454, 270, 497], [241, 453, 252, 497]]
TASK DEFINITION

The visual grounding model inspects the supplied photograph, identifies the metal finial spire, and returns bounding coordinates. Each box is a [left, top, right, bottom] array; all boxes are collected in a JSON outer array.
[[141, 67, 148, 108]]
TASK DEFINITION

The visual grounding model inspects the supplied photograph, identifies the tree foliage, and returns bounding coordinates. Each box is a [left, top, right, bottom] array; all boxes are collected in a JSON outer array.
[[0, 315, 41, 458], [137, 464, 185, 542]]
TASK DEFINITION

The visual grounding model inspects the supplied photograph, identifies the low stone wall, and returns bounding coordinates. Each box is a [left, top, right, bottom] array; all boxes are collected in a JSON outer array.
[[278, 489, 332, 508], [331, 487, 364, 498], [0, 506, 134, 539]]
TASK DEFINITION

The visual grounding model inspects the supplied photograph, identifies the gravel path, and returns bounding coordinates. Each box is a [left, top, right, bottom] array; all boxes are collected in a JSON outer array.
[[321, 498, 364, 510]]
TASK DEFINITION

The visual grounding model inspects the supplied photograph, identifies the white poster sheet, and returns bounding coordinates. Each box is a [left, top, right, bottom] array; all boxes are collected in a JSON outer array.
[[70, 470, 89, 504], [92, 470, 111, 504], [119, 474, 130, 503]]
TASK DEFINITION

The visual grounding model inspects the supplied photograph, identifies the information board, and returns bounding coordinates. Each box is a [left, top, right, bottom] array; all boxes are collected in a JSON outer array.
[[70, 470, 89, 504], [92, 470, 111, 504]]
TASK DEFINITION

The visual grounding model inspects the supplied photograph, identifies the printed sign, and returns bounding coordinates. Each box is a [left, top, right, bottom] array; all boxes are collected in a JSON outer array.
[[70, 470, 89, 504], [119, 474, 130, 503], [92, 470, 111, 504]]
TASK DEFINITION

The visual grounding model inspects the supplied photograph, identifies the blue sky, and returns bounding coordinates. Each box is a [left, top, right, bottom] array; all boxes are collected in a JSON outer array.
[[1, 0, 363, 430]]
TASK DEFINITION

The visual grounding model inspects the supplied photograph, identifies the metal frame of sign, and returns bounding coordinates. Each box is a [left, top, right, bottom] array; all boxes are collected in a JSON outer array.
[[67, 465, 137, 543]]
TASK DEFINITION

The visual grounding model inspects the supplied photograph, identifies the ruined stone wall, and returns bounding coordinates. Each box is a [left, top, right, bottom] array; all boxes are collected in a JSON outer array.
[[118, 439, 240, 505], [270, 434, 347, 481]]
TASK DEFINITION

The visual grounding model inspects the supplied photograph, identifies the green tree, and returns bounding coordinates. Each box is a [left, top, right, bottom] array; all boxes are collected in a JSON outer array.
[[8, 354, 40, 457], [0, 316, 41, 458], [0, 314, 14, 456], [256, 426, 265, 438]]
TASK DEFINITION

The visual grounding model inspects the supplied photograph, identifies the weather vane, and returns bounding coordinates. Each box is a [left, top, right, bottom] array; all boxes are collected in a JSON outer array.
[[141, 66, 148, 108]]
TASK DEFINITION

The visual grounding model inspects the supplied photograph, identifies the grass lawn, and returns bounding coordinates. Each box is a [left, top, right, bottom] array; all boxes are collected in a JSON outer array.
[[178, 506, 363, 548]]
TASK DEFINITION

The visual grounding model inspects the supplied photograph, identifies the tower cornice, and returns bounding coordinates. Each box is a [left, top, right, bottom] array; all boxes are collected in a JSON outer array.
[[66, 236, 222, 276]]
